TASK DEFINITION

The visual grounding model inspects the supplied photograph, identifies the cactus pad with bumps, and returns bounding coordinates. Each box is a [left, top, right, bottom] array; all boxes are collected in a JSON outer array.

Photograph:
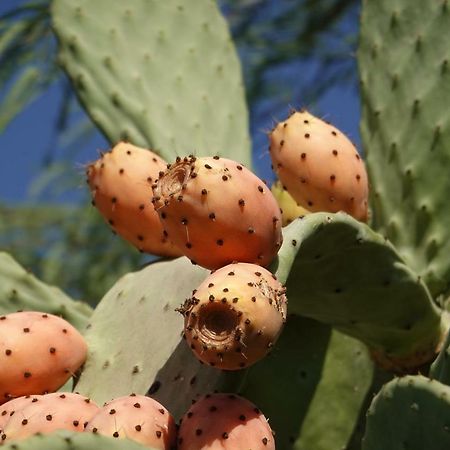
[[51, 0, 250, 165], [362, 375, 450, 450], [240, 315, 373, 450], [0, 430, 152, 450], [75, 257, 241, 418], [272, 213, 445, 372], [359, 0, 450, 297], [0, 252, 92, 331]]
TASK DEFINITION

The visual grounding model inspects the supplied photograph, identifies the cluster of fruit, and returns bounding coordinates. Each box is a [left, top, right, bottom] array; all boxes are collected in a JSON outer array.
[[0, 109, 368, 449], [0, 312, 273, 448]]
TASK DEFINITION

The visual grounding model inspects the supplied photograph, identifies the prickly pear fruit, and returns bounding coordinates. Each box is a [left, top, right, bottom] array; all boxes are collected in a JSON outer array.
[[152, 156, 282, 270], [178, 393, 275, 450], [86, 142, 181, 257], [0, 395, 41, 432], [0, 311, 87, 403], [269, 110, 369, 221], [271, 180, 310, 226], [85, 394, 176, 449], [1, 392, 99, 442], [179, 262, 287, 370]]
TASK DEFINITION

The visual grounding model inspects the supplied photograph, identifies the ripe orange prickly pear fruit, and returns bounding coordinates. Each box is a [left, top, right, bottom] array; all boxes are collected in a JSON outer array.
[[179, 262, 287, 370], [1, 392, 99, 442], [0, 311, 87, 403], [86, 142, 181, 257], [271, 180, 310, 226], [178, 393, 275, 450], [269, 110, 369, 221], [85, 394, 176, 449], [152, 156, 282, 270], [0, 395, 41, 432]]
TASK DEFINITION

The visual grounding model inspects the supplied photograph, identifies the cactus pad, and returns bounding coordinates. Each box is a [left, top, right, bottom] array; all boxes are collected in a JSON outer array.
[[75, 257, 240, 418], [0, 430, 151, 449], [430, 326, 450, 385], [0, 252, 92, 331], [272, 213, 445, 371], [51, 0, 250, 165], [240, 315, 373, 450], [362, 375, 450, 450], [359, 0, 450, 297]]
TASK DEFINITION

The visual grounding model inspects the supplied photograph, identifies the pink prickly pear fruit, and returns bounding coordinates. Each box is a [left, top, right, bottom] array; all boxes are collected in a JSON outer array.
[[0, 395, 41, 432], [269, 110, 369, 221], [271, 180, 310, 226], [152, 156, 283, 270], [179, 262, 287, 370], [86, 142, 181, 257], [0, 311, 87, 403], [178, 393, 275, 450], [85, 394, 177, 449], [1, 392, 99, 442]]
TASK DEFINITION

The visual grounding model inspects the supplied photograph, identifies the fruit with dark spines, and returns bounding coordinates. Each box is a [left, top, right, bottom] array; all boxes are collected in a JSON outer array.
[[179, 263, 287, 370], [152, 156, 282, 270], [86, 142, 181, 257], [1, 392, 99, 442], [0, 395, 41, 432], [0, 312, 87, 403], [85, 394, 176, 449], [178, 393, 275, 450], [269, 110, 369, 221]]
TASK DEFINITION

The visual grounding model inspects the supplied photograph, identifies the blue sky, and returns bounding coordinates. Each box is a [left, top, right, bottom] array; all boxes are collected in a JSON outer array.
[[0, 0, 360, 204]]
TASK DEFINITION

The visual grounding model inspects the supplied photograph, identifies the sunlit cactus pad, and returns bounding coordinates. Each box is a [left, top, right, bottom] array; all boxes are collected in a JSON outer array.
[[359, 0, 450, 297], [52, 0, 251, 164], [273, 213, 444, 370]]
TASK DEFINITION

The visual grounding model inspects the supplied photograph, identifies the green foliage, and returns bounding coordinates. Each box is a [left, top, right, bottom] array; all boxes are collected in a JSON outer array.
[[272, 213, 444, 364], [0, 203, 143, 303], [240, 315, 373, 450], [359, 0, 450, 298], [0, 251, 91, 330], [0, 0, 57, 130], [362, 375, 450, 450], [51, 0, 251, 165], [0, 430, 152, 450]]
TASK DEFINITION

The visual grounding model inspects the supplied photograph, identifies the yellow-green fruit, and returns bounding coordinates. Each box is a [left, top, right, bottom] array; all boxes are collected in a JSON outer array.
[[271, 180, 310, 226]]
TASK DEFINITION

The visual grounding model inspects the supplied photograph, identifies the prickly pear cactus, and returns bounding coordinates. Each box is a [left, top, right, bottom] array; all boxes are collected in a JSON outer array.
[[51, 0, 250, 164], [359, 0, 450, 298], [430, 327, 450, 385], [362, 375, 450, 450], [240, 315, 373, 450], [75, 257, 241, 417], [0, 430, 152, 450], [0, 252, 92, 330], [273, 214, 446, 372]]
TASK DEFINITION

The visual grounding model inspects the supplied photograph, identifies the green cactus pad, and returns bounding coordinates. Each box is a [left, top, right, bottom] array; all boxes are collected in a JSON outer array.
[[430, 327, 450, 385], [240, 315, 373, 450], [0, 252, 92, 331], [51, 0, 251, 165], [1, 430, 152, 450], [272, 213, 446, 371], [75, 257, 240, 418], [359, 0, 450, 298], [362, 375, 450, 450]]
